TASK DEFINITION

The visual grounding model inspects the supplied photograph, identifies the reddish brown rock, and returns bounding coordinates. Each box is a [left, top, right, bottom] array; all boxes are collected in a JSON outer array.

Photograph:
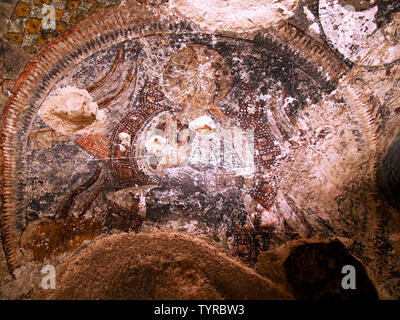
[[256, 238, 379, 300], [32, 232, 291, 300]]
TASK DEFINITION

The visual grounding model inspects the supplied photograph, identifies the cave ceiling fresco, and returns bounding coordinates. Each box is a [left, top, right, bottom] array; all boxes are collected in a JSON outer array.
[[1, 0, 400, 299]]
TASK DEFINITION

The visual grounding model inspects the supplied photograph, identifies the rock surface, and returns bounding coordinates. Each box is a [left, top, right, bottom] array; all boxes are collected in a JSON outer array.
[[31, 232, 291, 300], [169, 0, 302, 34], [257, 238, 379, 300], [258, 238, 378, 300], [38, 86, 106, 136]]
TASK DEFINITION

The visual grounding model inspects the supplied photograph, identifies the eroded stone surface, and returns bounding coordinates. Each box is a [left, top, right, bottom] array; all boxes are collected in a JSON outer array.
[[169, 0, 302, 34], [38, 86, 106, 136], [257, 238, 378, 300], [30, 232, 291, 300], [319, 0, 400, 66]]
